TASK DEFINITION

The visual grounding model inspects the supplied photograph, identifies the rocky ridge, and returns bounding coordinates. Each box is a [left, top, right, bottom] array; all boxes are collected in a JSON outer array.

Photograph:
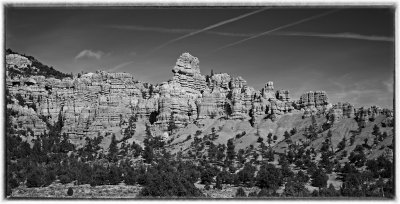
[[6, 51, 393, 147]]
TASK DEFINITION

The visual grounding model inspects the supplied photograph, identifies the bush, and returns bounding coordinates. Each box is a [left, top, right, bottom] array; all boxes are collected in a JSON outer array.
[[139, 160, 204, 197], [235, 131, 246, 139], [195, 130, 202, 136], [214, 174, 223, 190], [258, 188, 277, 197], [256, 163, 283, 190], [248, 191, 258, 197], [108, 164, 122, 185], [90, 165, 108, 186], [59, 174, 72, 184], [236, 187, 247, 197], [124, 167, 137, 185], [257, 137, 264, 143], [237, 163, 256, 186], [201, 167, 216, 184], [283, 180, 309, 197], [67, 187, 73, 196], [311, 169, 328, 189], [6, 183, 12, 196], [26, 167, 46, 188], [8, 177, 19, 189]]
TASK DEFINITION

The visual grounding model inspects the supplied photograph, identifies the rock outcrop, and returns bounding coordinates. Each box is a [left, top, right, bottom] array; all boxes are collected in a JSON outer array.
[[7, 51, 392, 146], [296, 91, 330, 117], [172, 53, 207, 92]]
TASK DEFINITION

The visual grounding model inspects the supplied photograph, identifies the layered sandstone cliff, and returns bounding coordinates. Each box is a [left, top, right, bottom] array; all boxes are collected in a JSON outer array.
[[6, 51, 394, 145]]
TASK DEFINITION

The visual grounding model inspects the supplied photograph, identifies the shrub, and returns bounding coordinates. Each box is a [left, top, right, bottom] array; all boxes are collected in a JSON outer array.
[[195, 130, 202, 136], [59, 174, 72, 184], [138, 161, 203, 197], [26, 167, 46, 188], [248, 191, 258, 197], [201, 167, 216, 184], [236, 187, 247, 197], [255, 163, 283, 190], [290, 128, 297, 135], [124, 167, 137, 185], [8, 177, 19, 189], [284, 131, 291, 140], [311, 169, 328, 189], [67, 187, 73, 196], [235, 131, 246, 139], [6, 183, 12, 196], [237, 163, 256, 186], [108, 164, 123, 185], [283, 180, 309, 197], [214, 175, 222, 190], [257, 188, 276, 197], [90, 165, 108, 186]]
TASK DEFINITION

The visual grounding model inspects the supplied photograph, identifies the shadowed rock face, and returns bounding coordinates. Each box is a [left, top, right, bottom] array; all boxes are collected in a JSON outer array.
[[6, 52, 393, 144]]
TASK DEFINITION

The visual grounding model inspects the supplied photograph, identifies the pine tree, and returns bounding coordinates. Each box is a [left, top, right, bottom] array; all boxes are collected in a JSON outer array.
[[337, 136, 346, 151], [236, 187, 247, 197], [306, 115, 319, 140], [108, 134, 118, 162], [372, 124, 380, 137], [124, 115, 136, 139], [214, 174, 222, 190], [311, 169, 328, 189], [290, 128, 297, 135], [255, 163, 283, 190], [327, 130, 334, 152], [143, 145, 154, 164], [226, 139, 235, 162], [284, 131, 291, 141], [267, 133, 273, 146]]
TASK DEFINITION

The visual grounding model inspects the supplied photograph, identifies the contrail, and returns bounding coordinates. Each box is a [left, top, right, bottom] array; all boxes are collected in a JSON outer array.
[[108, 61, 135, 72], [107, 24, 253, 37], [211, 9, 340, 54], [107, 24, 393, 42], [105, 25, 194, 34], [147, 8, 269, 54], [274, 31, 394, 42]]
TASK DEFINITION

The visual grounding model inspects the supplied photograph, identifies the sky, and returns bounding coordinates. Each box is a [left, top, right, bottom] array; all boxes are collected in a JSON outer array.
[[5, 6, 394, 108]]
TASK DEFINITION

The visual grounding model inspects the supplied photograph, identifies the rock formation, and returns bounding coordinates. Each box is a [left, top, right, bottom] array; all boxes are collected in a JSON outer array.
[[6, 51, 393, 146], [172, 53, 207, 92], [296, 91, 330, 117]]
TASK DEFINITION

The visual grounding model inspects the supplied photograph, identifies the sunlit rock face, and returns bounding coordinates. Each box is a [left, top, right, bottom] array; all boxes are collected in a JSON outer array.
[[172, 52, 207, 92], [296, 91, 330, 117], [10, 51, 370, 144], [155, 81, 200, 131], [329, 102, 355, 122], [6, 54, 32, 69], [353, 105, 393, 127], [262, 81, 275, 100], [210, 73, 231, 91]]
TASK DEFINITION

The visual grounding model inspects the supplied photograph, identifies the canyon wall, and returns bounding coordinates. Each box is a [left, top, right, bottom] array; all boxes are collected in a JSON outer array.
[[6, 52, 393, 144]]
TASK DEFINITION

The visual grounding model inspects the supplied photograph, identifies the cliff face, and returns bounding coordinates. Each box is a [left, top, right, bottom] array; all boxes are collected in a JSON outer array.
[[6, 52, 393, 145]]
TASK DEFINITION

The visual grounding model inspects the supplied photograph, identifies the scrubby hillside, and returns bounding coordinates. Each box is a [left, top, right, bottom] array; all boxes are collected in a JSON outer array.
[[6, 48, 72, 79], [6, 50, 394, 198]]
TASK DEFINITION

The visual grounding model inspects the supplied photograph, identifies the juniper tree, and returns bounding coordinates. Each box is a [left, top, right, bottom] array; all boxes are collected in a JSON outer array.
[[337, 136, 346, 151], [108, 134, 118, 162]]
